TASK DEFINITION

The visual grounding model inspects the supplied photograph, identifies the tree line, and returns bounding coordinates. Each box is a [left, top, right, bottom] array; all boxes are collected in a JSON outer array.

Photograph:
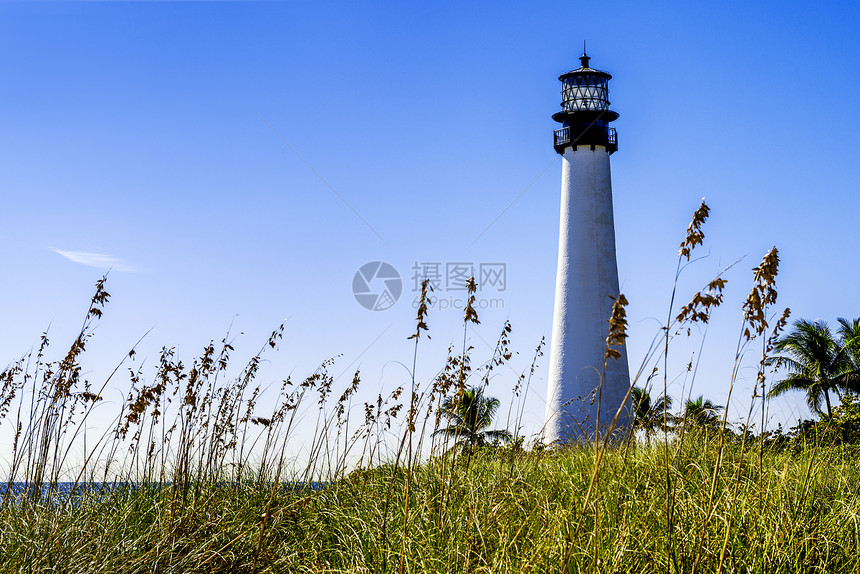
[[631, 316, 860, 443], [434, 317, 860, 451]]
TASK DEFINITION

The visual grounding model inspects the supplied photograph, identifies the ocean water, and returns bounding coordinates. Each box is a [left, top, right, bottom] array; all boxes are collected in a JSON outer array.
[[0, 482, 148, 504], [0, 481, 326, 504]]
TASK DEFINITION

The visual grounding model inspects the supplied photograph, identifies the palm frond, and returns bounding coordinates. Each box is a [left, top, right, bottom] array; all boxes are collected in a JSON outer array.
[[482, 429, 513, 442]]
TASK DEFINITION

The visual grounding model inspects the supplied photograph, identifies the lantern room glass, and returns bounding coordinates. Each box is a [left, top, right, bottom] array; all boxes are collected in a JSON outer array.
[[561, 75, 610, 112]]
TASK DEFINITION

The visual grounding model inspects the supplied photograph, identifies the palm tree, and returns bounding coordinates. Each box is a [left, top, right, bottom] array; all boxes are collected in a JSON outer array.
[[768, 319, 854, 418], [837, 317, 860, 394], [682, 395, 723, 429], [630, 386, 673, 441], [435, 386, 511, 452]]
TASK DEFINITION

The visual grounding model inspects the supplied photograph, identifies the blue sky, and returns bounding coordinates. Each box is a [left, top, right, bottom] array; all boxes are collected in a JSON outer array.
[[1, 0, 859, 444]]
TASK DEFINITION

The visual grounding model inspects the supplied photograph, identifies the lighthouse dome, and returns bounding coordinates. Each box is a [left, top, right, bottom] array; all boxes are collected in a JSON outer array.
[[554, 52, 616, 117]]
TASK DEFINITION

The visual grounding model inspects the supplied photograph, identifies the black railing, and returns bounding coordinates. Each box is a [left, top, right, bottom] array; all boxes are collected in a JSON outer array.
[[554, 126, 570, 147], [553, 126, 617, 154]]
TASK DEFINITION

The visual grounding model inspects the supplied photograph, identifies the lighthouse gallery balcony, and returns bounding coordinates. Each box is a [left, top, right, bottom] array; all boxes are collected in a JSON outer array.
[[554, 125, 617, 154]]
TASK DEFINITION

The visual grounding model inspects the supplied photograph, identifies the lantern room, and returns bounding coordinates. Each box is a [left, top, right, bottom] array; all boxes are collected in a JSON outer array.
[[552, 52, 619, 154]]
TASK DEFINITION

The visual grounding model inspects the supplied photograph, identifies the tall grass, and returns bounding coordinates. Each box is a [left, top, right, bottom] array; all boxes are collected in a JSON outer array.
[[2, 440, 858, 572], [1, 203, 859, 572]]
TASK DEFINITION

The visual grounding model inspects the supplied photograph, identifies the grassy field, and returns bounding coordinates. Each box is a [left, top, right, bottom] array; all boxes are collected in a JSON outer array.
[[1, 439, 859, 573], [3, 203, 858, 572]]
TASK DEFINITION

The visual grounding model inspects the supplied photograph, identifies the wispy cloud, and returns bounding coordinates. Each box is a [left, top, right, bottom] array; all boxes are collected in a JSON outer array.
[[49, 248, 139, 273]]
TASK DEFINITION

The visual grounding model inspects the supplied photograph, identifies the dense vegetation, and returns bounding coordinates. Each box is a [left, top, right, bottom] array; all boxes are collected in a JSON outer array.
[[2, 439, 859, 573]]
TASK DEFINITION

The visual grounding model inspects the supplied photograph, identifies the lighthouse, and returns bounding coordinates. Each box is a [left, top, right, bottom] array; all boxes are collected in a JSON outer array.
[[544, 50, 631, 444]]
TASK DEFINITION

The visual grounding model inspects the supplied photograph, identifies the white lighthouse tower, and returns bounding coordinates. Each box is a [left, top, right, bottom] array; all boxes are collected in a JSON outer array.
[[544, 50, 631, 444]]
